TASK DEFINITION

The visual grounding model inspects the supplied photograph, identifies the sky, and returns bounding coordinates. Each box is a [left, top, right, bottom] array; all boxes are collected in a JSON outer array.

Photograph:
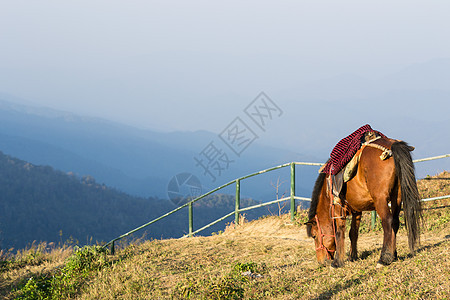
[[1, 1, 450, 142]]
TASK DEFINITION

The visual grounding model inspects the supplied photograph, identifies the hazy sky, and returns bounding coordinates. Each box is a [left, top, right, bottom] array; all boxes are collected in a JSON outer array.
[[1, 1, 450, 134]]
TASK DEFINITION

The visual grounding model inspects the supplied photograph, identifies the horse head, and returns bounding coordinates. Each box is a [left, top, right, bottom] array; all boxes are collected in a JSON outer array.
[[306, 214, 336, 265]]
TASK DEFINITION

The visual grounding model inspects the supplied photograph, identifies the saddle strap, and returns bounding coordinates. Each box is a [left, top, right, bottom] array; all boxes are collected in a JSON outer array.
[[365, 143, 392, 160]]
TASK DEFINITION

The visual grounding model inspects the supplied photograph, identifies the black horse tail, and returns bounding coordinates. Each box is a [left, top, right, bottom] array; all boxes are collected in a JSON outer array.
[[391, 141, 422, 254]]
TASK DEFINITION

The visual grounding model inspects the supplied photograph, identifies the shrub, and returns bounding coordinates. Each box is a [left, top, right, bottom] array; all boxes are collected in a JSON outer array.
[[14, 245, 108, 299]]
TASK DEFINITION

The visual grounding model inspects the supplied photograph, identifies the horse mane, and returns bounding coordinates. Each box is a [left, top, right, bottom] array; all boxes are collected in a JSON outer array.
[[306, 172, 326, 237]]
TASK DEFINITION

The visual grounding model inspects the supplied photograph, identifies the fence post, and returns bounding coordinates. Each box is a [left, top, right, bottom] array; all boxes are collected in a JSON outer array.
[[371, 210, 377, 230], [188, 202, 193, 237], [235, 179, 240, 227], [290, 162, 296, 222], [110, 241, 115, 255]]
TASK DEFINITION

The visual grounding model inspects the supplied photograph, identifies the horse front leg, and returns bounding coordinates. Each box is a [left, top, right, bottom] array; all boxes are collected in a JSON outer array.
[[332, 217, 346, 268], [390, 193, 401, 261], [349, 211, 362, 261]]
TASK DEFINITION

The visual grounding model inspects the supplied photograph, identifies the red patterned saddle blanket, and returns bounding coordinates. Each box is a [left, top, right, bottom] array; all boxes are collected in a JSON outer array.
[[321, 124, 387, 175]]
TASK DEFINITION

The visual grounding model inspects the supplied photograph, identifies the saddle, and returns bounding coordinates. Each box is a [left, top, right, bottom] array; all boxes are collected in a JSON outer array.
[[327, 132, 393, 203]]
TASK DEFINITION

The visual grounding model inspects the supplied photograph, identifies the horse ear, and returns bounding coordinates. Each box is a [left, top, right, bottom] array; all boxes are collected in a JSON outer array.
[[306, 219, 317, 238]]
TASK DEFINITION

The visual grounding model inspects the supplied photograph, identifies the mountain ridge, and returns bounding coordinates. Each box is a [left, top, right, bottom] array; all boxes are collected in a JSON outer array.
[[0, 96, 319, 199], [0, 150, 270, 250]]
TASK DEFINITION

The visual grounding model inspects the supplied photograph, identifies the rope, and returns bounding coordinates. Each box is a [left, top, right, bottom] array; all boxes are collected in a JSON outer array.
[[313, 174, 353, 260], [314, 215, 335, 259], [312, 175, 346, 259], [365, 142, 392, 160]]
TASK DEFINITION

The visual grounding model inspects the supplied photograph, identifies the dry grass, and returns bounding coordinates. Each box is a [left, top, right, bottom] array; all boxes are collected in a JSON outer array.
[[77, 212, 449, 299], [0, 242, 73, 300], [418, 171, 450, 233], [417, 171, 450, 199], [2, 172, 449, 299]]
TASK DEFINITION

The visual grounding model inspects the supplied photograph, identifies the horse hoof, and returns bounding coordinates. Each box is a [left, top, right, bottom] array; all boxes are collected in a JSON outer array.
[[378, 255, 394, 266], [348, 255, 358, 262], [379, 253, 394, 265], [331, 260, 344, 268]]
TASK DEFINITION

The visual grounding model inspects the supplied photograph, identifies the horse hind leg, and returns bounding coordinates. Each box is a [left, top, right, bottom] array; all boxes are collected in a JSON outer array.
[[349, 211, 362, 261], [375, 201, 397, 265], [377, 186, 401, 265]]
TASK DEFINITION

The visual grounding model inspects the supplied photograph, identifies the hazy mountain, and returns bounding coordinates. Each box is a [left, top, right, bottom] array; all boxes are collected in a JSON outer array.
[[0, 150, 167, 249], [1, 58, 448, 200], [0, 98, 319, 200], [0, 151, 275, 250]]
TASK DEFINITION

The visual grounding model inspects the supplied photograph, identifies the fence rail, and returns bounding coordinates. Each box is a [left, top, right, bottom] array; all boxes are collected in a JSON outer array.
[[103, 154, 449, 254]]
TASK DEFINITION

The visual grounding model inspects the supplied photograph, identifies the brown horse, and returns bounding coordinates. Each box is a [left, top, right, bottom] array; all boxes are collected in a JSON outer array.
[[306, 137, 422, 267]]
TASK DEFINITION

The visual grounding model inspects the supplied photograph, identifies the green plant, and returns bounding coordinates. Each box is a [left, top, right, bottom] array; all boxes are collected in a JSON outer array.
[[51, 246, 108, 298], [13, 245, 109, 299], [16, 276, 50, 299], [64, 245, 107, 272], [210, 272, 247, 300], [233, 262, 260, 274]]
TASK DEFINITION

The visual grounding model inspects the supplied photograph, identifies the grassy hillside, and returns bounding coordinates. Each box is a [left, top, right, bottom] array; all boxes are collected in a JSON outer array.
[[2, 172, 449, 299]]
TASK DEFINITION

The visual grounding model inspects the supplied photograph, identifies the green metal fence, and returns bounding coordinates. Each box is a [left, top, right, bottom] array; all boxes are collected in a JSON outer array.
[[104, 161, 320, 254], [103, 154, 450, 254]]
